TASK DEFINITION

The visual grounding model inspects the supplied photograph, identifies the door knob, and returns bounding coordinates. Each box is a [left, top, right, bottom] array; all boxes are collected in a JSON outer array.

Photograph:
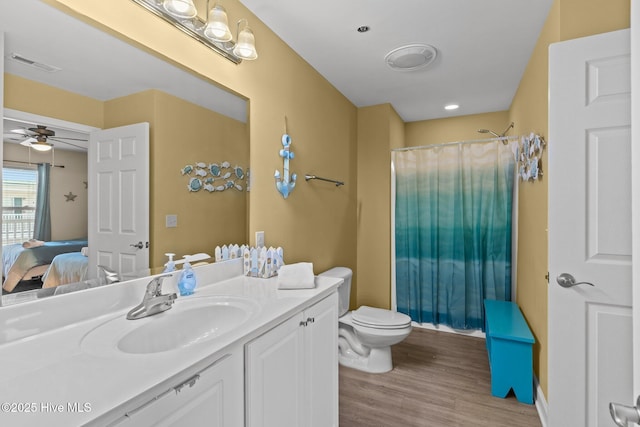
[[130, 241, 144, 250], [610, 395, 640, 427], [556, 273, 595, 288]]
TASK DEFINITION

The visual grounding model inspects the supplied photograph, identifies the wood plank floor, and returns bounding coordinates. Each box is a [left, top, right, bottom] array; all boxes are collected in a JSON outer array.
[[339, 327, 542, 427]]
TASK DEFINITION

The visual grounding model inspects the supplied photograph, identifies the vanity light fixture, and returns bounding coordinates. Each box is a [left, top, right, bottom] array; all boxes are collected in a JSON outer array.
[[130, 0, 258, 64], [162, 0, 197, 19], [204, 3, 232, 41]]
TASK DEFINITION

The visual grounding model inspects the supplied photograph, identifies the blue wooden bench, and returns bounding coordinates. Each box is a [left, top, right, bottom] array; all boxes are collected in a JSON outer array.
[[484, 299, 535, 404]]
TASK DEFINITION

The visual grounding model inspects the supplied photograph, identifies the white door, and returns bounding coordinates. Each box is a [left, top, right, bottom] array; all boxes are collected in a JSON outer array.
[[634, 0, 640, 412], [548, 29, 632, 426], [616, 1, 640, 424], [88, 123, 149, 280]]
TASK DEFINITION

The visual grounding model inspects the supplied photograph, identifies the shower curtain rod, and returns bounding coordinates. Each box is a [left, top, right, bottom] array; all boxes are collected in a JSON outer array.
[[391, 136, 519, 152]]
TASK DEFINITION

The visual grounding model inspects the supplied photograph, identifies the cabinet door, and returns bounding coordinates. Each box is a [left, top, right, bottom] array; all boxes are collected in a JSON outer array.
[[245, 312, 306, 427], [304, 292, 339, 427], [111, 350, 243, 427]]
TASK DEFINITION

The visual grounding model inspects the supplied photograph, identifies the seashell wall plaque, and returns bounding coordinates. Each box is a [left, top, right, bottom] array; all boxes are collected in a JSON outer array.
[[181, 161, 248, 193]]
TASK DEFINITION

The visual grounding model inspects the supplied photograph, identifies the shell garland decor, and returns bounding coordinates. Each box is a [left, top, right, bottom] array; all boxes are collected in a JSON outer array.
[[517, 133, 546, 182], [181, 161, 248, 193]]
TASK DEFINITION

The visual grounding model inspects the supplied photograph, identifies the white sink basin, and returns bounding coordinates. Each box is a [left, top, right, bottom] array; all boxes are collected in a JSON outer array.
[[81, 296, 260, 356]]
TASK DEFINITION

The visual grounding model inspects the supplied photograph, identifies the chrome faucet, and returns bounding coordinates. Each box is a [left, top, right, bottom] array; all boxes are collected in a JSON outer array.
[[127, 275, 177, 320]]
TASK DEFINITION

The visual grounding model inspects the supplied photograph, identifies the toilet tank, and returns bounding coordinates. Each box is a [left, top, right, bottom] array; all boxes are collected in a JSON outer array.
[[319, 267, 352, 317]]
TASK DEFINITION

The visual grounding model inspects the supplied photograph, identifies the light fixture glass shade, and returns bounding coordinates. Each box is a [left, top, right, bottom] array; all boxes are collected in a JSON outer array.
[[162, 0, 197, 19], [204, 4, 232, 42], [19, 137, 37, 147], [31, 142, 52, 152], [232, 26, 258, 60]]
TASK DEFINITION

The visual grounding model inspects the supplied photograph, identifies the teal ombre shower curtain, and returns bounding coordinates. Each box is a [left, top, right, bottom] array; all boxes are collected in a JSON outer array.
[[393, 140, 515, 330]]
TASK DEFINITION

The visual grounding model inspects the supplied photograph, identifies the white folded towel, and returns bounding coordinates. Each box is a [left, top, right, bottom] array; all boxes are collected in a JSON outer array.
[[81, 247, 89, 256], [277, 262, 316, 290]]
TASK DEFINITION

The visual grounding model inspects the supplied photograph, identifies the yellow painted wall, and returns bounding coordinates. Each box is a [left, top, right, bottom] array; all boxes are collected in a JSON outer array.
[[509, 0, 629, 398], [405, 111, 511, 146], [151, 90, 249, 268], [4, 74, 103, 128], [356, 104, 403, 309], [45, 0, 358, 281], [559, 0, 630, 40]]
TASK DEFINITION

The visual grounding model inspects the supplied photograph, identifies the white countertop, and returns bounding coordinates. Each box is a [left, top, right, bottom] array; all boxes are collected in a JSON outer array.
[[0, 259, 341, 426]]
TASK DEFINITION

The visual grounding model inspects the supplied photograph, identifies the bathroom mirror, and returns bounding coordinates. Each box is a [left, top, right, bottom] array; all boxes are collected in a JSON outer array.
[[1, 0, 249, 305]]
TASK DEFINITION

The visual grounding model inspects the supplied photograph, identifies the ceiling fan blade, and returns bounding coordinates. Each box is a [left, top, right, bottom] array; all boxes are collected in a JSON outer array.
[[55, 136, 88, 142], [49, 137, 85, 150], [10, 128, 35, 136]]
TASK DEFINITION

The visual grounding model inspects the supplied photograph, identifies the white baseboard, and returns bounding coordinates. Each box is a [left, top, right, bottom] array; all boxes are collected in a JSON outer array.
[[534, 375, 548, 427], [411, 321, 486, 339]]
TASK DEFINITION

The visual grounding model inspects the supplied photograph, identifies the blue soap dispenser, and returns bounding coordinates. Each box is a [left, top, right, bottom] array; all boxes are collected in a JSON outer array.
[[178, 256, 197, 296], [163, 253, 176, 273]]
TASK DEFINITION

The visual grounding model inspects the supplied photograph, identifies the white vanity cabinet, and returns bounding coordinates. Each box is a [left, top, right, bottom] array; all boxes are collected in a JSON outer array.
[[107, 348, 244, 427], [245, 292, 339, 427]]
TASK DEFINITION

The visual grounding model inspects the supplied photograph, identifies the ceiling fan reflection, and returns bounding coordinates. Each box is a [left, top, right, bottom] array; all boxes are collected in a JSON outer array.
[[9, 124, 87, 151]]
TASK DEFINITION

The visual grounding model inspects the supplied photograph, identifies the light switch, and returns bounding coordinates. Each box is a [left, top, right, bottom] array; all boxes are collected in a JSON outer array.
[[166, 214, 178, 228], [255, 231, 265, 248]]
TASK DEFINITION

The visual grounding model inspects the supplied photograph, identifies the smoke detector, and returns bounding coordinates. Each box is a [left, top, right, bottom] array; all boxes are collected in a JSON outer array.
[[385, 44, 437, 71]]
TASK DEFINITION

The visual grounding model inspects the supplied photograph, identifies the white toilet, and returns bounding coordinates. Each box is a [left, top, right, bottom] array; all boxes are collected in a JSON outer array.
[[319, 267, 412, 373]]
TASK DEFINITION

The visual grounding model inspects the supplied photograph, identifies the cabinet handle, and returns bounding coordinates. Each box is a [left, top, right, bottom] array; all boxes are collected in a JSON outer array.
[[125, 389, 172, 417], [299, 317, 315, 327], [123, 353, 231, 418], [174, 374, 200, 393]]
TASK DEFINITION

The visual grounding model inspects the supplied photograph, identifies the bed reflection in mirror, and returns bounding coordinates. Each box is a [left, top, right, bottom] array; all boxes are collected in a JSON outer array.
[[1, 0, 249, 304]]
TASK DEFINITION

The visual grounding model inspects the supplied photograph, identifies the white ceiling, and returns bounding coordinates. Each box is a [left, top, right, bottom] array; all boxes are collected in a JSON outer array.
[[239, 0, 554, 122], [1, 0, 248, 151], [2, 0, 554, 151]]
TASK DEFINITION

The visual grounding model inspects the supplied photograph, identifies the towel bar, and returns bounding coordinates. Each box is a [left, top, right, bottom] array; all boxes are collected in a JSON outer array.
[[304, 174, 344, 187]]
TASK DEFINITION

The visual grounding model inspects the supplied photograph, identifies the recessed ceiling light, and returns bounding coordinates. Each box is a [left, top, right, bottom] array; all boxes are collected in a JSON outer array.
[[444, 104, 459, 110]]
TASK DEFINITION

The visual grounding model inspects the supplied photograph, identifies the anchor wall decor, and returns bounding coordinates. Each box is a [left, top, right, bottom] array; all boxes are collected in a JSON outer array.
[[274, 120, 296, 198]]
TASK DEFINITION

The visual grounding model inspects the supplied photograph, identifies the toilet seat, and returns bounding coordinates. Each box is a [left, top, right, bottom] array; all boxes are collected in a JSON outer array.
[[351, 306, 412, 329]]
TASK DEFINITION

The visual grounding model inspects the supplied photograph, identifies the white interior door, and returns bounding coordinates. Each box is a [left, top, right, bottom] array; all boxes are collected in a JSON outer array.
[[548, 29, 632, 426], [88, 122, 149, 280], [634, 0, 640, 409]]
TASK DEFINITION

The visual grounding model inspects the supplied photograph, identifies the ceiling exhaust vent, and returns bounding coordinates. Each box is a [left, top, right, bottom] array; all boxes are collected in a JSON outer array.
[[385, 44, 437, 72], [8, 53, 61, 73]]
